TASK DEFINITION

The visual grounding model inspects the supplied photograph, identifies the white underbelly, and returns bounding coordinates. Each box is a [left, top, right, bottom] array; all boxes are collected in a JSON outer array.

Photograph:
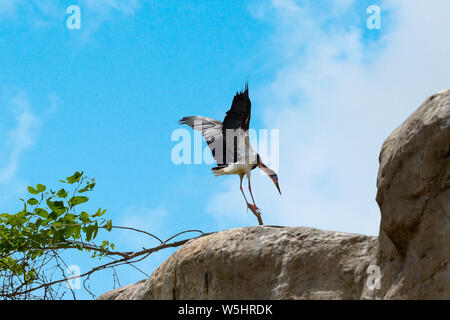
[[213, 163, 254, 176]]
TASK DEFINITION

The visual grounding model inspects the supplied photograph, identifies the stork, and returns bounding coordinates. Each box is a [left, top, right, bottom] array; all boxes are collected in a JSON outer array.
[[179, 83, 281, 225]]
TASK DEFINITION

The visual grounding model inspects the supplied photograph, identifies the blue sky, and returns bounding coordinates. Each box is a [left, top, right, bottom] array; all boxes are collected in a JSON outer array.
[[1, 0, 449, 299]]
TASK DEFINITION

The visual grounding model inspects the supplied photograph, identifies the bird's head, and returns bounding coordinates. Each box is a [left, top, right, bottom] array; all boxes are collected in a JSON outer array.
[[257, 156, 281, 195]]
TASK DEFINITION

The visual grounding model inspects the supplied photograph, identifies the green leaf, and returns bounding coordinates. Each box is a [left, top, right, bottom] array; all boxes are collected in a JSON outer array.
[[73, 224, 82, 239], [27, 186, 39, 195], [91, 208, 106, 218], [52, 229, 64, 242], [27, 198, 39, 206], [92, 221, 99, 240], [85, 225, 94, 242], [35, 208, 49, 219], [68, 196, 89, 208], [78, 182, 96, 193], [79, 211, 90, 223], [56, 188, 68, 198], [63, 213, 77, 223], [66, 171, 83, 184], [36, 184, 46, 193], [34, 218, 43, 227], [64, 225, 79, 238], [104, 220, 113, 232], [27, 184, 46, 195], [48, 211, 58, 220], [77, 187, 88, 193], [46, 199, 67, 215]]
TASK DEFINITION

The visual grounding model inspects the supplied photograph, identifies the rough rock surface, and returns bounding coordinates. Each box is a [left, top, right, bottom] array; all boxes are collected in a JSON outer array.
[[98, 89, 450, 300], [98, 226, 377, 300], [371, 88, 450, 299]]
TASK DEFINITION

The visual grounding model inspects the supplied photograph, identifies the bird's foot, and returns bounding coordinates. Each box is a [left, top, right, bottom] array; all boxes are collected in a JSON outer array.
[[247, 204, 264, 225], [247, 203, 262, 214]]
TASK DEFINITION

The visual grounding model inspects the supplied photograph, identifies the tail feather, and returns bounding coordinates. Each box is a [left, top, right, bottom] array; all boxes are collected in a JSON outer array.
[[211, 164, 228, 177], [212, 164, 227, 171]]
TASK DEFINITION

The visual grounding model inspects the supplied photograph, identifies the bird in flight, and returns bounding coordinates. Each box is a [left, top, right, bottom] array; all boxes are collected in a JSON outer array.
[[179, 83, 281, 225]]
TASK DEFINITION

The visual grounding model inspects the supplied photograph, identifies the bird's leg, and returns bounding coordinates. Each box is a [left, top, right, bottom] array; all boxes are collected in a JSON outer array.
[[239, 174, 251, 211], [247, 175, 263, 226], [239, 174, 263, 225], [248, 178, 260, 210]]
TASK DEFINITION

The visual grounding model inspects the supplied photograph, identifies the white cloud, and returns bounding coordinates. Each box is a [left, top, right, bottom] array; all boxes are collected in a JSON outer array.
[[2, 0, 142, 15], [0, 0, 142, 28], [208, 0, 450, 236], [0, 92, 41, 209]]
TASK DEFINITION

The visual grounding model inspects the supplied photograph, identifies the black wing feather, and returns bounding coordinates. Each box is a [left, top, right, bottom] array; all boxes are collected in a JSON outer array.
[[222, 83, 251, 132], [179, 84, 252, 168]]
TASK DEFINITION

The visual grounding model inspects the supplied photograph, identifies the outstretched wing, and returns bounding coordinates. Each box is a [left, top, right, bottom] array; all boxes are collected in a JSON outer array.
[[179, 116, 232, 166], [222, 83, 251, 132], [179, 84, 253, 167], [179, 116, 222, 146]]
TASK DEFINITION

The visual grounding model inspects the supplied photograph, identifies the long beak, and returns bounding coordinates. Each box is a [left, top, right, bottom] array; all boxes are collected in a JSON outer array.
[[273, 179, 281, 195], [258, 163, 281, 195]]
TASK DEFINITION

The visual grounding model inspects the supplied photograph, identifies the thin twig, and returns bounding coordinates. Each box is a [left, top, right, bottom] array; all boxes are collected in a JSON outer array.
[[4, 231, 216, 298]]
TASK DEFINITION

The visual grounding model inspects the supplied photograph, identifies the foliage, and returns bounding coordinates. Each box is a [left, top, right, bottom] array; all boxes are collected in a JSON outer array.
[[0, 171, 211, 300], [0, 171, 114, 299]]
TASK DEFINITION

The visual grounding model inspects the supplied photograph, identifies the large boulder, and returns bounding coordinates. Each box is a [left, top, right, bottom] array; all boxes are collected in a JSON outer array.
[[98, 88, 450, 300], [98, 226, 377, 300], [371, 88, 450, 299]]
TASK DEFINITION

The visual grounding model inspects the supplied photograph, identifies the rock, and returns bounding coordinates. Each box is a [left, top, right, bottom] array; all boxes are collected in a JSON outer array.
[[371, 88, 450, 299], [96, 281, 145, 300], [98, 88, 450, 300], [98, 226, 377, 300]]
